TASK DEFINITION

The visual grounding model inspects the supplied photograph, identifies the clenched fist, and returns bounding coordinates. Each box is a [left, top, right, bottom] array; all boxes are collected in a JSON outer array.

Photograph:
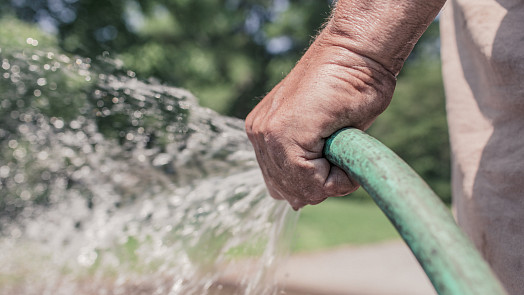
[[246, 28, 396, 210], [246, 0, 443, 210]]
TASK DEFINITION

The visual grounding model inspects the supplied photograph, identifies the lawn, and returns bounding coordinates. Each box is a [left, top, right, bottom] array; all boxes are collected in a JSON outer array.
[[292, 189, 400, 252]]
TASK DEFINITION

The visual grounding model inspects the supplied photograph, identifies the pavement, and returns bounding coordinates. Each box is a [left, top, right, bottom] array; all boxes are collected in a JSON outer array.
[[275, 240, 436, 295], [219, 240, 437, 295]]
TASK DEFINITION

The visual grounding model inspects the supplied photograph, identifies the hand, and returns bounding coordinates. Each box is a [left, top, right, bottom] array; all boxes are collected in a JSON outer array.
[[246, 0, 444, 210], [245, 28, 396, 210]]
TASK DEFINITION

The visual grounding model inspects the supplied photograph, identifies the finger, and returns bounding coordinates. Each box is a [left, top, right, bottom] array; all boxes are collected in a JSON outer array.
[[266, 181, 285, 200], [265, 177, 307, 211], [324, 165, 359, 196], [297, 157, 338, 204], [308, 196, 328, 205], [259, 161, 286, 201], [250, 133, 282, 201], [287, 196, 308, 211]]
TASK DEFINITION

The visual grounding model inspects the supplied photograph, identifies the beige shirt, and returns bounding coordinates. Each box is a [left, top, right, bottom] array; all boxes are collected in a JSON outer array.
[[440, 1, 524, 294]]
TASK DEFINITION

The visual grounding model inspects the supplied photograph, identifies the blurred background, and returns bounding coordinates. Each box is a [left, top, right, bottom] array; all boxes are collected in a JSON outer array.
[[1, 0, 449, 251]]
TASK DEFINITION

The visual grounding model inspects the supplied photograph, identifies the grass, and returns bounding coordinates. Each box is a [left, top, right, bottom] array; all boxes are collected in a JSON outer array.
[[292, 189, 400, 252], [216, 190, 402, 258]]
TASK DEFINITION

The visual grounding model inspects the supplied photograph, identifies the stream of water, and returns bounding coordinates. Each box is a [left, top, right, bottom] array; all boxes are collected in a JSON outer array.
[[0, 38, 298, 294]]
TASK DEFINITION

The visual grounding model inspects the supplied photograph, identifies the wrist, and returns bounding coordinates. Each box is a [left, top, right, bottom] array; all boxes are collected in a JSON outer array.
[[314, 28, 397, 84], [320, 0, 445, 76]]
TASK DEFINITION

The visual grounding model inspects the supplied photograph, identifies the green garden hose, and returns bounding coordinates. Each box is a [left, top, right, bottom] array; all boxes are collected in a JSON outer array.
[[324, 128, 507, 295]]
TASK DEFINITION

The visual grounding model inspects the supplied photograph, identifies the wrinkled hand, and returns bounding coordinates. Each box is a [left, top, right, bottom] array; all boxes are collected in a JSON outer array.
[[245, 28, 397, 210]]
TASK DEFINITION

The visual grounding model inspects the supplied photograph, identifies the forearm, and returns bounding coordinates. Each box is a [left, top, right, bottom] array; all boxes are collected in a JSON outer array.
[[321, 0, 446, 76]]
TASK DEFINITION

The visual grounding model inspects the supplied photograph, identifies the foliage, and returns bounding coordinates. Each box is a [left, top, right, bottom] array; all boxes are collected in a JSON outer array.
[[0, 15, 57, 49], [368, 58, 450, 203], [3, 0, 334, 117]]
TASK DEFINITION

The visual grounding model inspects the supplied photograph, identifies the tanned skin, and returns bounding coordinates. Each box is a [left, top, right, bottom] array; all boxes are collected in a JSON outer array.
[[245, 0, 446, 210]]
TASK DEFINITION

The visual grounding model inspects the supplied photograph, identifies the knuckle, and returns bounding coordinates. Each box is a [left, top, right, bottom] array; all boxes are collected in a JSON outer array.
[[245, 114, 255, 135]]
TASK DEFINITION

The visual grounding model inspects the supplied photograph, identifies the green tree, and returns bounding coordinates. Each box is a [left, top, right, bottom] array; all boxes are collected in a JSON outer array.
[[2, 0, 335, 117], [368, 58, 450, 203]]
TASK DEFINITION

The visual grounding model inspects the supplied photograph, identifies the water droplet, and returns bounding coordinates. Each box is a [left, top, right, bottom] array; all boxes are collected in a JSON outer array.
[[52, 118, 64, 129], [152, 153, 171, 166], [37, 151, 49, 160], [37, 78, 47, 86], [18, 124, 29, 133], [20, 190, 32, 201], [70, 120, 81, 129], [8, 140, 18, 149], [10, 111, 19, 119], [77, 248, 98, 267], [59, 55, 70, 63], [11, 65, 20, 74], [14, 173, 25, 184], [41, 171, 51, 181], [2, 60, 10, 70], [13, 148, 27, 159], [34, 89, 42, 97], [0, 166, 10, 178]]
